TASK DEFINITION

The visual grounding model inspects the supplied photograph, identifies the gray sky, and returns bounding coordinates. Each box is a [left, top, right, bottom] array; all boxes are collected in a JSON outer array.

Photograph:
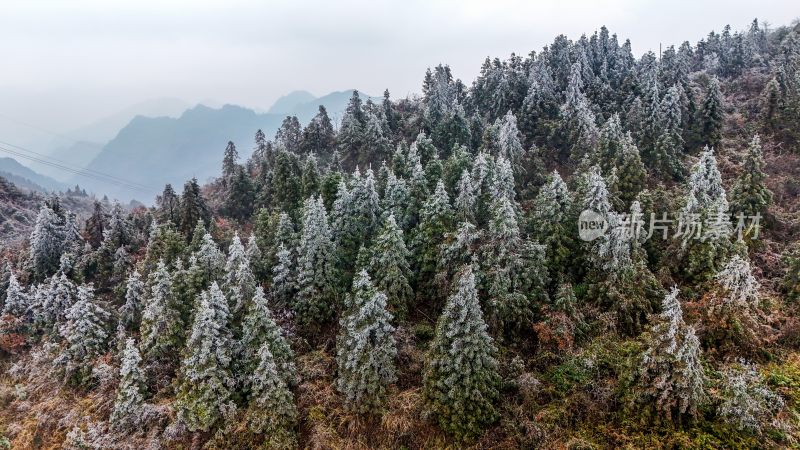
[[0, 0, 796, 136]]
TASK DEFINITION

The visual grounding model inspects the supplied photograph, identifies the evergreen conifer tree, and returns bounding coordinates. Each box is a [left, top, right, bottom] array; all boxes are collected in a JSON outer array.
[[240, 286, 296, 391], [175, 282, 235, 432], [179, 178, 211, 239], [411, 181, 453, 296], [245, 343, 298, 448], [194, 232, 225, 285], [30, 203, 66, 280], [424, 265, 500, 441], [369, 215, 414, 320], [221, 140, 239, 185], [224, 233, 256, 315], [730, 135, 772, 219], [381, 170, 410, 229], [614, 132, 647, 206], [55, 285, 111, 384], [677, 148, 731, 282], [701, 76, 724, 148], [336, 270, 397, 413], [2, 271, 28, 317], [529, 170, 573, 279], [111, 338, 147, 429], [637, 287, 706, 420], [156, 183, 181, 225], [140, 260, 183, 364], [295, 196, 339, 327], [120, 271, 144, 333], [41, 273, 77, 332], [271, 244, 296, 309], [454, 169, 476, 223]]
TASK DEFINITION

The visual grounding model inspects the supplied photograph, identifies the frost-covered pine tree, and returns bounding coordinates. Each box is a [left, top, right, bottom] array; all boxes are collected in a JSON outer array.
[[245, 233, 261, 262], [120, 271, 144, 333], [406, 154, 430, 228], [2, 271, 28, 317], [520, 59, 558, 138], [650, 85, 686, 178], [716, 255, 760, 308], [561, 62, 600, 162], [673, 326, 706, 417], [483, 194, 545, 335], [62, 211, 83, 255], [104, 202, 133, 249], [701, 76, 724, 148], [580, 165, 613, 218], [491, 155, 516, 204], [678, 147, 731, 281], [730, 135, 772, 219], [381, 169, 410, 229], [595, 113, 626, 174], [245, 233, 263, 277], [638, 287, 706, 420], [496, 111, 525, 166], [295, 196, 339, 327], [140, 260, 183, 363], [369, 214, 414, 320], [336, 270, 397, 413], [175, 282, 235, 432], [411, 180, 453, 295], [55, 284, 111, 384], [271, 243, 296, 309], [194, 232, 225, 284], [245, 343, 297, 447], [240, 286, 296, 391], [687, 147, 728, 213], [698, 254, 765, 354], [718, 360, 784, 433], [345, 168, 382, 265], [424, 265, 500, 441], [272, 212, 297, 259], [529, 170, 573, 277], [224, 233, 248, 279], [614, 132, 647, 206], [30, 203, 66, 280], [41, 273, 77, 331], [111, 338, 147, 429], [224, 233, 256, 315], [454, 169, 476, 223], [435, 221, 480, 301], [0, 261, 10, 312]]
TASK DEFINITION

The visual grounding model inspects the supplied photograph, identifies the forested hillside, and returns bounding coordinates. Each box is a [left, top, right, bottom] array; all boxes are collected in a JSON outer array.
[[2, 18, 800, 449]]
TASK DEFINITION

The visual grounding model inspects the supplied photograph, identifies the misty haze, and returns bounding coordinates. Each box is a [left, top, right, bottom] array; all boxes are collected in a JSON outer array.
[[1, 1, 800, 448]]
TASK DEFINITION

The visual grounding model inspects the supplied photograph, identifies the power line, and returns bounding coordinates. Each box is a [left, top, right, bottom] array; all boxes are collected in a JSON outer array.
[[0, 145, 153, 193], [0, 139, 152, 190]]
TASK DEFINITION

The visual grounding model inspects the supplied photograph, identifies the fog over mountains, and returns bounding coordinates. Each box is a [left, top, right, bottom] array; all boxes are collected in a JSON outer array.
[[3, 89, 378, 202]]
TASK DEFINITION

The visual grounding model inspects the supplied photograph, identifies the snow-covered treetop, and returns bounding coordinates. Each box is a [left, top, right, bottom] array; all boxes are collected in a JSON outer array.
[[582, 166, 612, 217], [496, 111, 525, 163], [491, 155, 515, 202], [660, 286, 685, 354], [195, 233, 225, 276], [716, 255, 760, 307], [120, 338, 142, 379], [685, 147, 728, 215]]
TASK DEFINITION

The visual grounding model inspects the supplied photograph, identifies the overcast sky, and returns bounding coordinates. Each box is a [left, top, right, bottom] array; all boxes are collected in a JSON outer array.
[[0, 0, 796, 136]]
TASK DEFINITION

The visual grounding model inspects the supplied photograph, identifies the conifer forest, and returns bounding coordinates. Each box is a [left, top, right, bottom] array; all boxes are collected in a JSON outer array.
[[4, 14, 800, 449]]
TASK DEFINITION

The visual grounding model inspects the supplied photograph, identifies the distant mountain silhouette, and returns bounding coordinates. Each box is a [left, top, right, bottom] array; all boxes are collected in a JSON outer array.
[[77, 90, 378, 202], [268, 90, 317, 114], [30, 98, 191, 181], [81, 104, 282, 202], [0, 157, 67, 192]]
